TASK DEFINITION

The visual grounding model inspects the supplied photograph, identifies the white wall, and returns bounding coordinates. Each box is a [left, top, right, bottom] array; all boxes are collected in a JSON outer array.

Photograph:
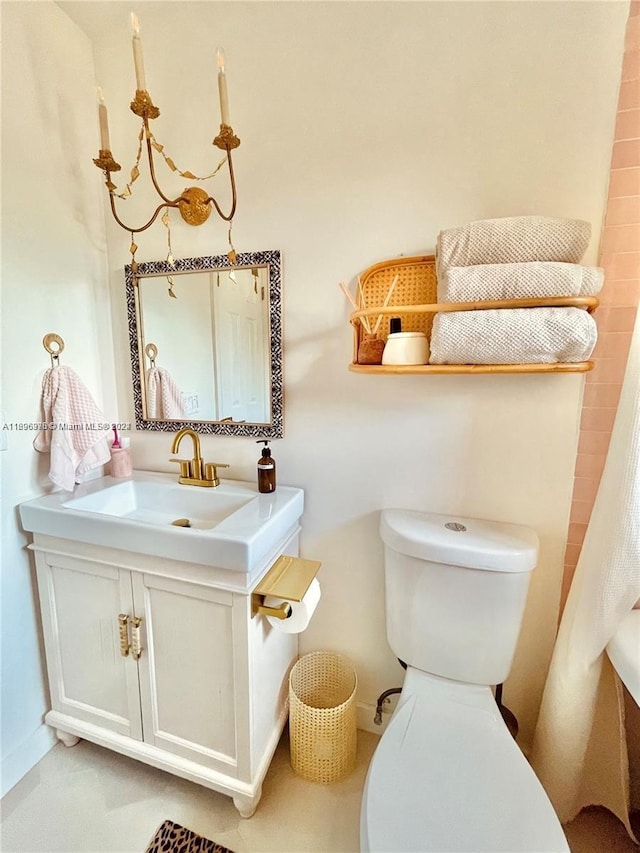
[[0, 2, 116, 795], [79, 2, 627, 743], [3, 2, 625, 796], [73, 0, 629, 748]]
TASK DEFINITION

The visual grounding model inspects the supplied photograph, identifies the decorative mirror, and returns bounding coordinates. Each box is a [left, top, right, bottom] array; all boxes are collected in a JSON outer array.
[[126, 249, 283, 437]]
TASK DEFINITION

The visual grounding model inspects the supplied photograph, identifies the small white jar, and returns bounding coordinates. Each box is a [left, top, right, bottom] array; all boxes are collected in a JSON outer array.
[[381, 332, 429, 365]]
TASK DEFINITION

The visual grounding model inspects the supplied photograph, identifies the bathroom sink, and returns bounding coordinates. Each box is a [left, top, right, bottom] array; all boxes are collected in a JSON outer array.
[[19, 471, 304, 575], [63, 479, 251, 530]]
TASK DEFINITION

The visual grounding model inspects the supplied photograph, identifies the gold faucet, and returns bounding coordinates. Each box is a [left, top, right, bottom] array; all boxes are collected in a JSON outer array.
[[169, 428, 229, 488]]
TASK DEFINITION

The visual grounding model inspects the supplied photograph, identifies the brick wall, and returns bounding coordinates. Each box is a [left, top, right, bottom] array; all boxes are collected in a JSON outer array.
[[562, 1, 640, 608]]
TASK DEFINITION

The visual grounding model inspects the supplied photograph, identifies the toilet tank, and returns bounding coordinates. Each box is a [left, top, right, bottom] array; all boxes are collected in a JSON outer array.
[[380, 510, 539, 686]]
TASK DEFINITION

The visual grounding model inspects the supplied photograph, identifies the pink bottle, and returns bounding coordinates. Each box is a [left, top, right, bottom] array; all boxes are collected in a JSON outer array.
[[110, 426, 132, 478]]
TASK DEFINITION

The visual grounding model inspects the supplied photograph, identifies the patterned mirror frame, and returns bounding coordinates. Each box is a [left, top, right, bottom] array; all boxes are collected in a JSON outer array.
[[125, 249, 283, 437]]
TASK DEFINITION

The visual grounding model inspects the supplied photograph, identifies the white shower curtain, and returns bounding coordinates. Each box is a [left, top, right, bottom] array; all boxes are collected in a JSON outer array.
[[530, 308, 640, 839]]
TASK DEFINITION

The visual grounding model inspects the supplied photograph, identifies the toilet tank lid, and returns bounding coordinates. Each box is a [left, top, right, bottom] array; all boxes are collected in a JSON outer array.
[[380, 510, 539, 572]]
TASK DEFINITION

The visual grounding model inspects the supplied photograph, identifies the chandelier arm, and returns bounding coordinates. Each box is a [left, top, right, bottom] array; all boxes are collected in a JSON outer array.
[[201, 150, 237, 222], [143, 120, 185, 206], [108, 191, 180, 234]]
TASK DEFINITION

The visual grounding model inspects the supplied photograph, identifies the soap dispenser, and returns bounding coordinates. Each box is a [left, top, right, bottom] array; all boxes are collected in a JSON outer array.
[[256, 440, 276, 493]]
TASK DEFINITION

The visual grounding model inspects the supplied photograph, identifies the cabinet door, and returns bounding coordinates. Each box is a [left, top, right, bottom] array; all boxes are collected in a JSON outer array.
[[133, 572, 244, 776], [36, 552, 143, 739]]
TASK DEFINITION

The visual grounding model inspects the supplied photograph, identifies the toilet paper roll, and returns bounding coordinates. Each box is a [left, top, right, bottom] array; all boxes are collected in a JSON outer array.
[[264, 578, 321, 633]]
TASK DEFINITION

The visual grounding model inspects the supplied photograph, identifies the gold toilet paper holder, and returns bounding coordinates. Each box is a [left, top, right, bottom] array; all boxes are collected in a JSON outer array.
[[251, 555, 321, 620]]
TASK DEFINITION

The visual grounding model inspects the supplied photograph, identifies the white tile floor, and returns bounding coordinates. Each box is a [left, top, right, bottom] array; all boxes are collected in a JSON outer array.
[[1, 731, 637, 853]]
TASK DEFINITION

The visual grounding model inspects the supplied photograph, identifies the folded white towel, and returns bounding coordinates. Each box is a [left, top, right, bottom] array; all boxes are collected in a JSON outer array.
[[437, 262, 604, 303], [436, 216, 591, 279], [146, 367, 186, 420], [34, 366, 111, 491], [429, 307, 597, 365]]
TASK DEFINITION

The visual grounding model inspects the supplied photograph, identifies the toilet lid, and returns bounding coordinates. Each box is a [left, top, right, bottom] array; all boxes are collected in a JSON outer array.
[[380, 509, 539, 572], [362, 688, 569, 853]]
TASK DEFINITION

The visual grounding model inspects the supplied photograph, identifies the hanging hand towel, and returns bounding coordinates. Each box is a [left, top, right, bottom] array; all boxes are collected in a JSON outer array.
[[437, 262, 604, 304], [436, 216, 591, 279], [146, 367, 187, 420], [429, 307, 597, 365], [33, 366, 111, 491]]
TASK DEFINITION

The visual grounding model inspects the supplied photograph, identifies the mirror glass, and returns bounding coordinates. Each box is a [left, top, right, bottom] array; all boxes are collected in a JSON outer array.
[[125, 250, 282, 437]]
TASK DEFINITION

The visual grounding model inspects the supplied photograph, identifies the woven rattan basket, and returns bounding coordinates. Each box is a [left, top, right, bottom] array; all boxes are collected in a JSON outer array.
[[349, 254, 599, 374], [288, 650, 357, 783], [359, 255, 439, 341]]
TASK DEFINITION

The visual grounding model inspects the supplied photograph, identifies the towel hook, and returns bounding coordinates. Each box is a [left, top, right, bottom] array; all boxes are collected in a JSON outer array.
[[43, 333, 65, 368], [145, 342, 158, 368]]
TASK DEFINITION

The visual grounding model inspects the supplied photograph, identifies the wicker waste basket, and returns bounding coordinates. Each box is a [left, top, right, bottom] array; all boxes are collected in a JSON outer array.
[[288, 650, 358, 783]]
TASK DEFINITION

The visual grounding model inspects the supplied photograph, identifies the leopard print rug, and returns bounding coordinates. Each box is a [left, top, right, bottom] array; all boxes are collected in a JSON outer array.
[[144, 819, 234, 853]]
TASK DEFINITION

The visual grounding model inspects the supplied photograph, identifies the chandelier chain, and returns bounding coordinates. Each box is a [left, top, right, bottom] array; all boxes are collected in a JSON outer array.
[[148, 130, 228, 182], [113, 125, 145, 200], [110, 123, 229, 201]]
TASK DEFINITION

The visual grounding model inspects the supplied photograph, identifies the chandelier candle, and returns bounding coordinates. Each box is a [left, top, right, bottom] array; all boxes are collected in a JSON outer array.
[[216, 47, 231, 126], [97, 87, 110, 151], [130, 12, 147, 91]]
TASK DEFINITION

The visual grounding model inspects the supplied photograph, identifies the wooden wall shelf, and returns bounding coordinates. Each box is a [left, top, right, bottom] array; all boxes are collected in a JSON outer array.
[[349, 254, 598, 376], [349, 361, 594, 375]]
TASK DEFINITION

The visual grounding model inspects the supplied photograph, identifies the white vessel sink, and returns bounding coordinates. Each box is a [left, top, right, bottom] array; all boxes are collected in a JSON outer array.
[[63, 479, 251, 530], [20, 471, 304, 574]]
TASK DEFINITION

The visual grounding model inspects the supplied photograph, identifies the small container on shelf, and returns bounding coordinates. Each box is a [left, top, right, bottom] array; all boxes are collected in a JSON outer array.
[[357, 334, 385, 365], [382, 331, 429, 366]]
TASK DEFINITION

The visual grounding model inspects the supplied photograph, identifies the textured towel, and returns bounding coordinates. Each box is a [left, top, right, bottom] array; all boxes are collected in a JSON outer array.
[[429, 307, 597, 365], [436, 216, 591, 279], [34, 366, 111, 491], [437, 262, 604, 303], [146, 367, 186, 419]]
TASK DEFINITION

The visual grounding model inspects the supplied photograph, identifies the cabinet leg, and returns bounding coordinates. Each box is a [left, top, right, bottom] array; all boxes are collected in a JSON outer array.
[[55, 729, 80, 748], [233, 787, 262, 819]]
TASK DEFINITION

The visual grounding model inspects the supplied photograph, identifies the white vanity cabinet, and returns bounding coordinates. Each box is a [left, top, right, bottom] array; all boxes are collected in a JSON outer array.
[[29, 532, 300, 818], [36, 552, 144, 741]]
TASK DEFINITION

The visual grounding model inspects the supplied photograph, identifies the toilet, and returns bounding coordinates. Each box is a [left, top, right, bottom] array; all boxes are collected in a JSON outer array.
[[361, 509, 570, 853]]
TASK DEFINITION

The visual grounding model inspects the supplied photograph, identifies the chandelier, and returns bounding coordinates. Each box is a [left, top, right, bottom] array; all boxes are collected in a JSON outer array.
[[93, 13, 240, 270]]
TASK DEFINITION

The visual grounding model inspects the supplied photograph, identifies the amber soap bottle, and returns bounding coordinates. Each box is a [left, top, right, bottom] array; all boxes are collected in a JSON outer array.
[[256, 440, 276, 493]]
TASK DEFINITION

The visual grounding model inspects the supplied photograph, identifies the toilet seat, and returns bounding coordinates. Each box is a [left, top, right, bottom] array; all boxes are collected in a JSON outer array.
[[361, 669, 569, 853]]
